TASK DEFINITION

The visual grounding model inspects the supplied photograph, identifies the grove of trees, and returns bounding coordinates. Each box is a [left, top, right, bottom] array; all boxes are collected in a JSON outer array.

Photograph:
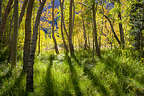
[[0, 0, 144, 96]]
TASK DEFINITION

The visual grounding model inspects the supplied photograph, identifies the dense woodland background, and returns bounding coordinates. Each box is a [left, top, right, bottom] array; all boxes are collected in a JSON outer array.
[[0, 0, 144, 96]]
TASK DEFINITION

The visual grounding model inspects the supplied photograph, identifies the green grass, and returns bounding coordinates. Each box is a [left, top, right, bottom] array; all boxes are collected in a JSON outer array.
[[0, 49, 144, 96]]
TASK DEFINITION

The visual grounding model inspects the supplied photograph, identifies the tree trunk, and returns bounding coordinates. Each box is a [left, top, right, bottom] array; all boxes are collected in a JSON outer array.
[[92, 3, 100, 57], [82, 16, 88, 49], [23, 0, 34, 92], [31, 0, 46, 68], [0, 0, 2, 49], [103, 15, 121, 45], [10, 0, 18, 67], [19, 0, 28, 27], [63, 18, 69, 38], [72, 1, 75, 28], [8, 14, 14, 63], [117, 0, 125, 48], [52, 0, 59, 54], [0, 0, 2, 26], [59, 1, 69, 38], [0, 0, 13, 42], [38, 26, 41, 55], [28, 0, 46, 92], [69, 0, 74, 55], [105, 21, 113, 48], [59, 0, 69, 52]]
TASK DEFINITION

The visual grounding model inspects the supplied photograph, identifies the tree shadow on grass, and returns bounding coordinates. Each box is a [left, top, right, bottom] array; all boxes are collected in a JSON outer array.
[[71, 54, 82, 66], [83, 65, 110, 96], [100, 56, 126, 95], [44, 55, 55, 96], [100, 56, 144, 95], [66, 54, 83, 96], [71, 54, 110, 96], [61, 80, 73, 96], [1, 71, 26, 96]]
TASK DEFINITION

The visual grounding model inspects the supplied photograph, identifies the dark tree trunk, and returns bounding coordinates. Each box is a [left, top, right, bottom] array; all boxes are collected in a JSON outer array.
[[118, 12, 125, 48], [82, 16, 88, 49], [103, 15, 121, 45], [19, 0, 28, 27], [63, 19, 69, 38], [28, 0, 46, 92], [72, 0, 75, 28], [23, 0, 34, 92], [0, 0, 2, 26], [59, 1, 69, 38], [0, 0, 13, 42], [59, 0, 69, 52], [105, 21, 113, 48], [0, 0, 2, 49], [52, 0, 59, 54], [117, 0, 125, 48], [38, 26, 41, 55], [10, 0, 18, 67], [92, 3, 100, 57], [8, 14, 14, 63], [31, 0, 46, 68], [69, 0, 74, 55]]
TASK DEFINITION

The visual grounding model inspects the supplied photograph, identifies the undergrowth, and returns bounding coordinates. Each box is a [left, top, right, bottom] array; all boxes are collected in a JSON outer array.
[[0, 49, 144, 96]]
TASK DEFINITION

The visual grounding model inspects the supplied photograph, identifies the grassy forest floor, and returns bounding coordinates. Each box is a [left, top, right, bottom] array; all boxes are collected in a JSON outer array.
[[0, 49, 144, 96]]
